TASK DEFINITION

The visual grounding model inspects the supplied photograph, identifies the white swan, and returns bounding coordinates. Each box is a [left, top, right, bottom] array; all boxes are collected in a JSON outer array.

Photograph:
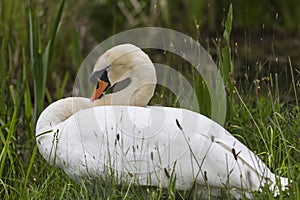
[[36, 44, 288, 199]]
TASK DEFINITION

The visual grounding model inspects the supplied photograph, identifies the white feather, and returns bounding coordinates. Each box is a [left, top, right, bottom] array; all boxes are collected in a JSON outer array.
[[36, 99, 288, 198]]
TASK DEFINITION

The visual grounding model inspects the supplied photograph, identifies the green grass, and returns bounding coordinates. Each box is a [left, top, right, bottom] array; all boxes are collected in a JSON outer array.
[[0, 0, 299, 199]]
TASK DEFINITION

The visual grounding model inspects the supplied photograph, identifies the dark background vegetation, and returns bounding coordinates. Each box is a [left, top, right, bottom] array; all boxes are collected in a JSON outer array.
[[0, 0, 299, 199], [2, 0, 300, 97], [18, 0, 300, 99]]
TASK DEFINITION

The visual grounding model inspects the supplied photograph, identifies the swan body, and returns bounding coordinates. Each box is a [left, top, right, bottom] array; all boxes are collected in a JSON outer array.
[[36, 44, 288, 198]]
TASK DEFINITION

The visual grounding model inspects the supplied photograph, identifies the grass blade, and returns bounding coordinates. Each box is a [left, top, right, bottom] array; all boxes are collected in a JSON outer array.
[[288, 57, 299, 108], [23, 145, 38, 193], [0, 109, 17, 179], [30, 0, 65, 124]]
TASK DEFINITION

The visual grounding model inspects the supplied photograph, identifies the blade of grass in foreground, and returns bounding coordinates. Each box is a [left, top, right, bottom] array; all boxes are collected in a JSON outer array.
[[0, 109, 17, 179], [30, 0, 65, 124], [288, 57, 299, 108], [23, 145, 38, 195], [0, 38, 6, 114]]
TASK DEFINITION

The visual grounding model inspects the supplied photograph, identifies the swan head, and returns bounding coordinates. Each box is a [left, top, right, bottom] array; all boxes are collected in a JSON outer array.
[[89, 44, 157, 106]]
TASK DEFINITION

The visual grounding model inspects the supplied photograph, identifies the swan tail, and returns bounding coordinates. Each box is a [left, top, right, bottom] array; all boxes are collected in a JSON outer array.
[[270, 176, 289, 197]]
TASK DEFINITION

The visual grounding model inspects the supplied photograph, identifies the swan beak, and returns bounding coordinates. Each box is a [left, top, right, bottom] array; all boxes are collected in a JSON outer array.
[[90, 79, 109, 101]]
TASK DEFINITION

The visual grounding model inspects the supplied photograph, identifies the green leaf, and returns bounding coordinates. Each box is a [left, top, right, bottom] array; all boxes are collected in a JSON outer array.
[[0, 37, 6, 113], [195, 75, 211, 117], [30, 0, 65, 124], [0, 109, 17, 179], [223, 4, 233, 43], [55, 72, 69, 99]]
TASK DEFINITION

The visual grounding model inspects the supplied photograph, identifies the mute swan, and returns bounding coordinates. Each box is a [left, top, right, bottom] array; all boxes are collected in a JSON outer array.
[[36, 44, 288, 199]]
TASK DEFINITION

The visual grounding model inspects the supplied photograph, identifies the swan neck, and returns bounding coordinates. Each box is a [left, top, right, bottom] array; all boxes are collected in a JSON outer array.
[[36, 97, 91, 134]]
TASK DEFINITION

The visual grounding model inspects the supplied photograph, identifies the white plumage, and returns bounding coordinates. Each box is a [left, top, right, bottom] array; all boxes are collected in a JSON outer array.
[[36, 44, 288, 199]]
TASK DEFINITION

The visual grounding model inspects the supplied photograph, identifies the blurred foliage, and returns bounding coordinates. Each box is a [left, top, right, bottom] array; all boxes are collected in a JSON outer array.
[[0, 0, 298, 124], [0, 0, 299, 199], [84, 0, 300, 38], [1, 0, 300, 94], [0, 0, 298, 120]]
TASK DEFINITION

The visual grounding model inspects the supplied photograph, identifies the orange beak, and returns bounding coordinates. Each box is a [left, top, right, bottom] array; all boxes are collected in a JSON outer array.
[[90, 79, 109, 102]]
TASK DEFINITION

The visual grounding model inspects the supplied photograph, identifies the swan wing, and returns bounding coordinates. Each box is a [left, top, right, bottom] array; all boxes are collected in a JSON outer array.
[[36, 105, 285, 193]]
